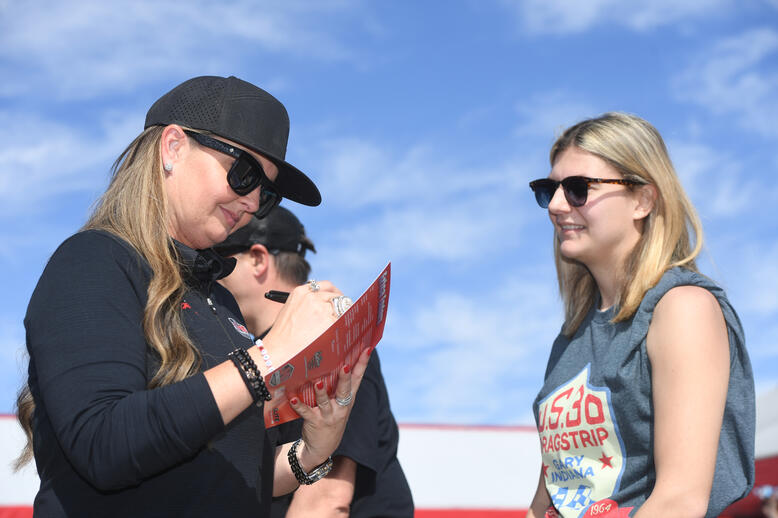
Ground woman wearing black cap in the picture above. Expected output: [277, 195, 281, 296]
[15, 76, 371, 517]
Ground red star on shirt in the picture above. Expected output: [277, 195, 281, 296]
[598, 451, 613, 469]
[542, 463, 550, 478]
[181, 302, 192, 310]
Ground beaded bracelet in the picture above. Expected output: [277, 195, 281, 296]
[255, 338, 273, 371]
[288, 438, 334, 485]
[228, 348, 272, 403]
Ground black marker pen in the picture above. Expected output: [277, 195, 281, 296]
[264, 290, 289, 303]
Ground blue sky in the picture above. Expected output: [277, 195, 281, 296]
[1, 0, 777, 425]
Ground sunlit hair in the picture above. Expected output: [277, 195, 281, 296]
[550, 112, 703, 336]
[16, 125, 201, 468]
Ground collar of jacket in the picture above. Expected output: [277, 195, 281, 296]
[173, 240, 237, 284]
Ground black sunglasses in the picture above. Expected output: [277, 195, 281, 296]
[529, 176, 642, 208]
[184, 130, 282, 219]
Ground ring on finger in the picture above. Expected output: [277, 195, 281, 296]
[331, 295, 353, 317]
[335, 393, 353, 407]
[330, 296, 343, 317]
[308, 280, 320, 292]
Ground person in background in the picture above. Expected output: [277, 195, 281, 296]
[15, 75, 371, 517]
[214, 206, 414, 518]
[526, 112, 754, 517]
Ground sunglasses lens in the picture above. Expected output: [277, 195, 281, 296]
[227, 156, 261, 195]
[255, 189, 281, 219]
[530, 179, 556, 208]
[563, 177, 588, 207]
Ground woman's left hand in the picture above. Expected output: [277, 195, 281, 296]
[288, 347, 372, 470]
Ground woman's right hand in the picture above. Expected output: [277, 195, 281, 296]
[261, 280, 342, 365]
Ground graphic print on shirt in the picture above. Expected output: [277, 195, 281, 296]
[537, 364, 628, 517]
[228, 317, 252, 340]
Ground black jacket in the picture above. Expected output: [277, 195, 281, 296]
[26, 229, 274, 517]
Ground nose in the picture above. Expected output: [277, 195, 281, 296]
[240, 187, 261, 213]
[547, 183, 570, 214]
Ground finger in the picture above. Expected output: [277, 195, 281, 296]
[314, 291, 344, 305]
[313, 379, 332, 414]
[333, 363, 353, 402]
[296, 279, 340, 295]
[341, 348, 372, 401]
[289, 395, 313, 420]
[313, 289, 343, 304]
[311, 280, 342, 297]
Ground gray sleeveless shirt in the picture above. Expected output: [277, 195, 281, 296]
[532, 267, 755, 517]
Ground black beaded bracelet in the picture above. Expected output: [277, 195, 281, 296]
[288, 438, 334, 485]
[228, 347, 272, 403]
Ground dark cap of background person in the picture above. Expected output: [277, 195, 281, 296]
[212, 206, 317, 258]
[144, 75, 321, 207]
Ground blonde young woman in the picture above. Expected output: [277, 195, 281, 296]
[526, 113, 754, 518]
[16, 76, 371, 517]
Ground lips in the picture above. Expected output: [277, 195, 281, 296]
[558, 223, 585, 231]
[220, 207, 239, 228]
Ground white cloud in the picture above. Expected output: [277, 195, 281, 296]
[0, 110, 140, 211]
[0, 0, 364, 99]
[514, 92, 597, 139]
[308, 137, 520, 210]
[317, 194, 526, 274]
[667, 139, 759, 218]
[732, 242, 778, 315]
[0, 318, 28, 413]
[674, 28, 778, 139]
[502, 0, 736, 35]
[383, 272, 562, 423]
[287, 132, 540, 290]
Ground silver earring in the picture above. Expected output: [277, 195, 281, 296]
[164, 162, 173, 172]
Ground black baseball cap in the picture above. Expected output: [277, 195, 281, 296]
[145, 75, 321, 206]
[212, 205, 316, 258]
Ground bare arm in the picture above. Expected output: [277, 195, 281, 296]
[634, 286, 730, 518]
[526, 465, 553, 518]
[284, 456, 358, 517]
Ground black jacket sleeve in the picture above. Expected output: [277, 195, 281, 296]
[25, 231, 224, 491]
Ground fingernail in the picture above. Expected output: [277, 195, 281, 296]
[290, 397, 299, 405]
[343, 364, 351, 374]
[316, 381, 324, 390]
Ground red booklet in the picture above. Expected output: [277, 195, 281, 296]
[263, 263, 391, 428]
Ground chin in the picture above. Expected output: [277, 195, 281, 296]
[558, 242, 587, 263]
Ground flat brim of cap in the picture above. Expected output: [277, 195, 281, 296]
[271, 160, 321, 207]
[212, 135, 321, 206]
[221, 136, 320, 207]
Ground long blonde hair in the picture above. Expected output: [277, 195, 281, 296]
[15, 126, 201, 468]
[551, 112, 704, 336]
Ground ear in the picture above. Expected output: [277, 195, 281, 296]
[159, 124, 189, 174]
[247, 244, 272, 278]
[633, 183, 657, 220]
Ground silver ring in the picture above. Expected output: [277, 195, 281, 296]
[335, 393, 353, 407]
[331, 295, 353, 317]
[308, 280, 320, 292]
[331, 296, 344, 316]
